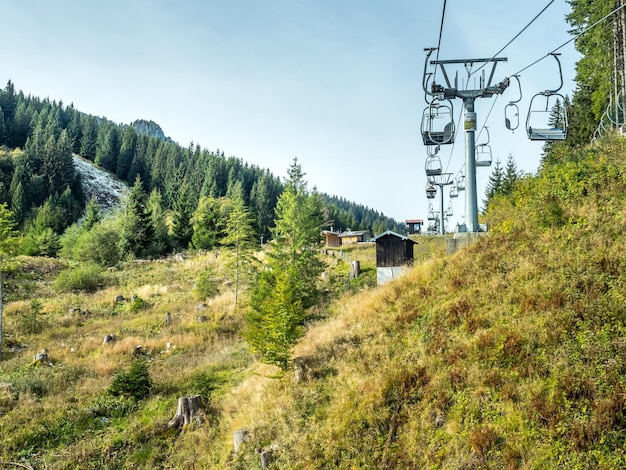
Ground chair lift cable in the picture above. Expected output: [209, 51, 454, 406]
[509, 2, 626, 78]
[470, 0, 556, 78]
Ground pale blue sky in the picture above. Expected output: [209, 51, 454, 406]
[1, 1, 579, 227]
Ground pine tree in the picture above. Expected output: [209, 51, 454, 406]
[170, 179, 194, 250]
[502, 153, 520, 195]
[245, 158, 324, 370]
[119, 176, 153, 259]
[146, 188, 170, 256]
[221, 184, 256, 306]
[80, 116, 98, 161]
[483, 159, 503, 211]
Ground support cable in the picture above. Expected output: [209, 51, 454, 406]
[471, 0, 556, 77]
[433, 0, 448, 84]
[510, 2, 626, 78]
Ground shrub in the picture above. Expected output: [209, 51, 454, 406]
[193, 268, 220, 300]
[108, 359, 152, 401]
[54, 263, 109, 293]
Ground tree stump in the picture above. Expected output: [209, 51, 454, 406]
[131, 345, 143, 357]
[292, 356, 310, 384]
[168, 395, 202, 429]
[233, 428, 250, 453]
[349, 260, 361, 279]
[258, 444, 278, 468]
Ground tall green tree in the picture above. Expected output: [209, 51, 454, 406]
[566, 0, 615, 142]
[119, 176, 153, 259]
[483, 158, 504, 211]
[191, 196, 232, 250]
[502, 153, 521, 194]
[245, 158, 324, 370]
[221, 184, 256, 306]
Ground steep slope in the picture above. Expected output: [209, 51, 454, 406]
[211, 137, 626, 469]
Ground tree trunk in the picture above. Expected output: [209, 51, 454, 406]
[349, 260, 361, 279]
[168, 395, 202, 429]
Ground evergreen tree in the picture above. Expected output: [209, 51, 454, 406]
[119, 176, 153, 258]
[245, 158, 324, 370]
[117, 126, 137, 181]
[191, 196, 232, 250]
[95, 120, 119, 172]
[502, 153, 521, 195]
[83, 196, 100, 231]
[146, 188, 170, 256]
[170, 179, 194, 250]
[80, 116, 98, 161]
[483, 158, 504, 211]
[221, 184, 256, 306]
[8, 100, 33, 150]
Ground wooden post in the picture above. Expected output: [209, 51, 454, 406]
[168, 395, 202, 429]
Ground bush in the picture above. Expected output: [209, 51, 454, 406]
[54, 263, 109, 293]
[108, 359, 152, 401]
[60, 220, 123, 267]
[193, 268, 220, 300]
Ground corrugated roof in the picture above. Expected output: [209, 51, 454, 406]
[370, 230, 416, 243]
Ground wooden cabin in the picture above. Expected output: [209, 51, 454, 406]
[405, 219, 424, 235]
[370, 230, 417, 285]
[322, 230, 341, 248]
[338, 229, 372, 245]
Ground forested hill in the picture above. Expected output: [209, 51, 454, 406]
[0, 81, 404, 248]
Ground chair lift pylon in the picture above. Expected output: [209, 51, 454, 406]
[505, 75, 522, 132]
[526, 53, 568, 141]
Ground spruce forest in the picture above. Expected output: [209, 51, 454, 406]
[0, 1, 626, 468]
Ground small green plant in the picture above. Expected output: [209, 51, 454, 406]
[88, 394, 137, 418]
[193, 267, 220, 300]
[16, 299, 47, 334]
[54, 263, 109, 293]
[108, 359, 152, 401]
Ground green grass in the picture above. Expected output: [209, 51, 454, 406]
[2, 137, 626, 468]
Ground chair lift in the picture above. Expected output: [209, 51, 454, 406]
[526, 53, 568, 141]
[421, 98, 455, 146]
[426, 183, 437, 199]
[450, 185, 459, 198]
[445, 202, 453, 218]
[427, 206, 437, 221]
[425, 155, 443, 176]
[456, 174, 466, 191]
[505, 75, 522, 132]
[475, 127, 492, 167]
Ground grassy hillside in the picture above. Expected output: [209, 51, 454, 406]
[1, 137, 625, 469]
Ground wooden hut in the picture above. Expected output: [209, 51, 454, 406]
[338, 229, 372, 245]
[322, 230, 341, 248]
[370, 230, 417, 285]
[405, 219, 424, 235]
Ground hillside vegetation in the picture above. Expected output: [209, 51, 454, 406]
[1, 137, 626, 468]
